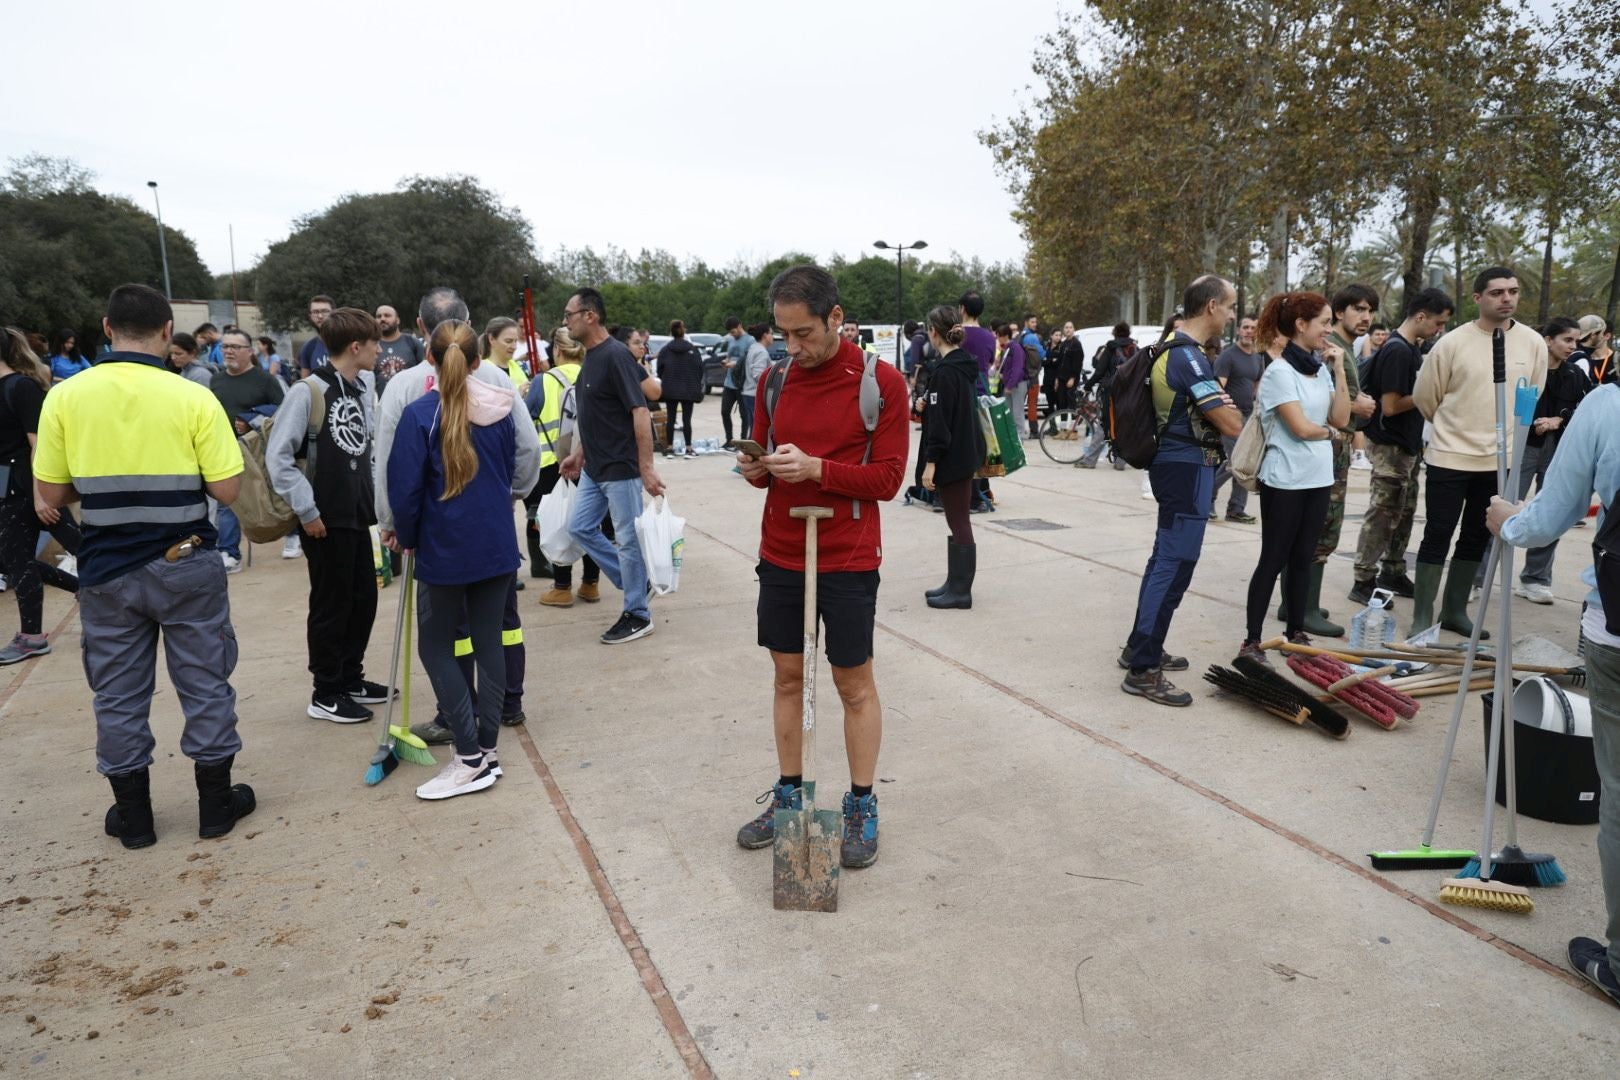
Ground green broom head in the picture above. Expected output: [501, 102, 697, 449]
[392, 740, 437, 767]
[1367, 845, 1477, 871]
[1457, 845, 1566, 887]
[364, 746, 400, 787]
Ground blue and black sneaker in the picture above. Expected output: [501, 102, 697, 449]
[736, 783, 802, 849]
[841, 790, 880, 869]
[1568, 937, 1620, 1006]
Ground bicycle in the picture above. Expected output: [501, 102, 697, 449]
[1038, 391, 1099, 465]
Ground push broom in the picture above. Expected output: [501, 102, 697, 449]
[365, 553, 436, 785]
[1440, 331, 1552, 913]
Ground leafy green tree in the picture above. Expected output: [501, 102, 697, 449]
[0, 155, 211, 347]
[252, 176, 540, 332]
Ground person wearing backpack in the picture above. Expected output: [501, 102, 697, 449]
[1118, 275, 1243, 707]
[1077, 323, 1136, 469]
[1486, 381, 1620, 1005]
[267, 307, 386, 725]
[209, 328, 285, 573]
[1235, 293, 1351, 666]
[528, 328, 599, 607]
[920, 305, 987, 610]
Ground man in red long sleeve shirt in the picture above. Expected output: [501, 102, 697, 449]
[733, 265, 909, 869]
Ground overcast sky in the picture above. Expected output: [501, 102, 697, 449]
[9, 0, 1071, 277]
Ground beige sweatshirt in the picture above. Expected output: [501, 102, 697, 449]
[1413, 320, 1547, 472]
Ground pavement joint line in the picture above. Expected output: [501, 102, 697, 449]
[683, 520, 1604, 1006]
[0, 601, 81, 718]
[513, 722, 715, 1079]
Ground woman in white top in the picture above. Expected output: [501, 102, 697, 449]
[1239, 292, 1351, 663]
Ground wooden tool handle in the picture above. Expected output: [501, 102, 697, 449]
[1326, 665, 1397, 695]
[793, 507, 826, 810]
[1259, 635, 1573, 675]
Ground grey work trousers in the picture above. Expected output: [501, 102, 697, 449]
[80, 551, 241, 776]
[1587, 637, 1620, 981]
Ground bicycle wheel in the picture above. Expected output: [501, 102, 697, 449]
[1039, 410, 1085, 464]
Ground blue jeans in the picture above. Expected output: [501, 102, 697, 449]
[216, 505, 241, 560]
[568, 473, 649, 619]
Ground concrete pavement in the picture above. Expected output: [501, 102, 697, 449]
[3, 406, 1618, 1078]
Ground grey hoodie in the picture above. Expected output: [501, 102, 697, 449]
[372, 359, 540, 531]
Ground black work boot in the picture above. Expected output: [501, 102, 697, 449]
[104, 769, 157, 850]
[927, 542, 975, 609]
[925, 539, 955, 601]
[195, 756, 256, 839]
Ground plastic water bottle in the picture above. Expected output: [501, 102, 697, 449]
[1349, 587, 1396, 650]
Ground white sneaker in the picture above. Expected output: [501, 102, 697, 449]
[1515, 582, 1555, 605]
[56, 555, 77, 578]
[1140, 475, 1154, 500]
[482, 748, 502, 778]
[1350, 451, 1372, 471]
[282, 534, 302, 559]
[0, 574, 8, 592]
[415, 757, 496, 801]
[221, 553, 242, 574]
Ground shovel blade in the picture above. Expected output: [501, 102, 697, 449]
[772, 808, 841, 912]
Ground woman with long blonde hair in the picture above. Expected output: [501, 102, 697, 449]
[387, 319, 523, 801]
[0, 327, 81, 663]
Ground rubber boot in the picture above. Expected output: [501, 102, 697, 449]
[1299, 563, 1344, 637]
[927, 542, 975, 610]
[1409, 562, 1442, 637]
[104, 769, 157, 850]
[196, 756, 257, 839]
[925, 540, 955, 601]
[1439, 559, 1489, 640]
[1279, 566, 1335, 623]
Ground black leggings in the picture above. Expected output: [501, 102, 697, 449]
[417, 573, 509, 758]
[666, 400, 694, 448]
[939, 478, 973, 544]
[0, 498, 80, 635]
[720, 387, 750, 442]
[1246, 483, 1330, 642]
[1418, 465, 1495, 565]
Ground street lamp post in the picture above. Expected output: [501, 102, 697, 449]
[146, 181, 172, 299]
[872, 239, 927, 365]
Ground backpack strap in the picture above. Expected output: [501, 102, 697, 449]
[761, 354, 885, 518]
[300, 374, 326, 472]
[761, 357, 793, 453]
[536, 368, 572, 454]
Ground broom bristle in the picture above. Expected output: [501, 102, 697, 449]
[392, 741, 437, 767]
[1368, 847, 1476, 871]
[1439, 877, 1534, 913]
[1232, 656, 1352, 739]
[364, 752, 399, 787]
[1486, 846, 1567, 888]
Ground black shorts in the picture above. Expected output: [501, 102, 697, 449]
[756, 559, 879, 669]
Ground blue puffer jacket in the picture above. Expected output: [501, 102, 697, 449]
[387, 386, 520, 586]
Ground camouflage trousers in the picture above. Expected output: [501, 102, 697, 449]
[1312, 431, 1353, 564]
[1352, 442, 1421, 580]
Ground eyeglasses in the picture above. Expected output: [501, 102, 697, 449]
[561, 308, 585, 320]
[222, 344, 253, 351]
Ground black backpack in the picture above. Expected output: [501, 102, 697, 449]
[1106, 337, 1186, 470]
[1595, 494, 1620, 636]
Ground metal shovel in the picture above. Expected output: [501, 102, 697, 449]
[773, 506, 841, 913]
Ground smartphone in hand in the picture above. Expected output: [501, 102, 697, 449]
[734, 439, 767, 460]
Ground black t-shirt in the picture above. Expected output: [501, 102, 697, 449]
[577, 337, 648, 482]
[1365, 331, 1424, 454]
[0, 373, 45, 499]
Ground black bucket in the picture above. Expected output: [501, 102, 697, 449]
[1480, 681, 1601, 826]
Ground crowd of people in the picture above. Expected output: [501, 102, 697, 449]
[4, 258, 1620, 1002]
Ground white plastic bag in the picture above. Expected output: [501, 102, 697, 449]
[634, 495, 686, 596]
[537, 479, 582, 565]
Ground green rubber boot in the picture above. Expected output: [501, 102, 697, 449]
[1299, 563, 1344, 637]
[1409, 562, 1442, 638]
[1439, 559, 1489, 640]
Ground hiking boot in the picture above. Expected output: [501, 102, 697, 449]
[1348, 577, 1378, 606]
[601, 613, 654, 644]
[1075, 461, 1096, 469]
[576, 582, 601, 603]
[1236, 640, 1270, 667]
[1376, 569, 1416, 597]
[539, 587, 574, 607]
[501, 709, 525, 728]
[307, 693, 372, 724]
[736, 783, 803, 849]
[0, 632, 51, 665]
[1225, 511, 1257, 524]
[415, 755, 496, 801]
[411, 719, 454, 745]
[1515, 582, 1555, 605]
[346, 680, 396, 705]
[1117, 647, 1188, 672]
[195, 755, 256, 839]
[841, 791, 880, 869]
[1120, 668, 1193, 707]
[104, 769, 157, 850]
[1568, 937, 1620, 1006]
